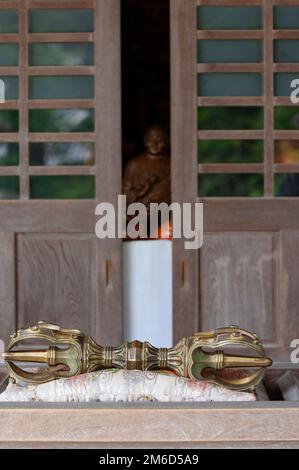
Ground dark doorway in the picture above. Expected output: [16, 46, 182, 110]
[121, 0, 170, 169]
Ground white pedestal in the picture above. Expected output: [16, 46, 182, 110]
[123, 240, 173, 348]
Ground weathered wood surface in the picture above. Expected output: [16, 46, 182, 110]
[0, 403, 298, 448]
[171, 0, 199, 342]
[0, 0, 122, 346]
[17, 234, 97, 336]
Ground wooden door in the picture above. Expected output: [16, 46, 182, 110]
[0, 0, 122, 346]
[171, 0, 299, 368]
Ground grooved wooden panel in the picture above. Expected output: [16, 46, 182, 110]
[279, 230, 299, 358]
[200, 232, 278, 348]
[0, 233, 16, 343]
[17, 234, 96, 335]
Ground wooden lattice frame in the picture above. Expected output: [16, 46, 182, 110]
[197, 0, 299, 197]
[0, 0, 111, 200]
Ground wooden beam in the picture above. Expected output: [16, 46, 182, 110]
[274, 64, 299, 73]
[28, 1, 95, 8]
[28, 33, 94, 43]
[198, 0, 262, 5]
[0, 167, 19, 176]
[19, 0, 29, 200]
[0, 1, 20, 9]
[28, 133, 95, 142]
[198, 96, 263, 106]
[197, 30, 263, 40]
[28, 99, 95, 109]
[274, 30, 299, 39]
[0, 403, 299, 448]
[0, 101, 19, 109]
[0, 134, 19, 142]
[29, 166, 95, 176]
[264, 0, 274, 197]
[198, 130, 264, 139]
[28, 66, 95, 76]
[198, 164, 263, 174]
[274, 131, 299, 140]
[272, 0, 299, 5]
[94, 0, 122, 345]
[198, 63, 263, 73]
[171, 0, 199, 342]
[0, 67, 19, 76]
[275, 164, 299, 174]
[0, 34, 19, 43]
[274, 97, 299, 106]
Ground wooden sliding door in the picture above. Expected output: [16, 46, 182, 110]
[171, 0, 299, 367]
[0, 0, 122, 345]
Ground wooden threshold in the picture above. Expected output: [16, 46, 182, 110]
[0, 402, 298, 448]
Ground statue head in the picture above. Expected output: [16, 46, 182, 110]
[143, 125, 168, 157]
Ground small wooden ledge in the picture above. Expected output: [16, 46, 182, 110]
[0, 402, 299, 449]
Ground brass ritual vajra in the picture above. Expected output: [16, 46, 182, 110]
[1, 322, 272, 391]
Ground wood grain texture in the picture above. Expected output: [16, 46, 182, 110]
[198, 130, 264, 140]
[200, 232, 278, 350]
[94, 0, 122, 345]
[198, 0, 262, 4]
[17, 234, 96, 335]
[274, 30, 299, 40]
[171, 0, 199, 342]
[29, 99, 95, 109]
[0, 403, 299, 448]
[199, 199, 299, 231]
[28, 66, 95, 76]
[197, 30, 263, 40]
[0, 201, 96, 232]
[29, 166, 95, 176]
[264, 0, 274, 197]
[279, 231, 299, 363]
[198, 163, 263, 174]
[198, 63, 264, 73]
[28, 0, 95, 8]
[19, 0, 29, 200]
[28, 33, 94, 43]
[28, 133, 96, 142]
[0, 34, 19, 42]
[199, 199, 299, 364]
[198, 97, 263, 106]
[0, 233, 16, 344]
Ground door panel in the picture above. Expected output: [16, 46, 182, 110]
[17, 233, 96, 335]
[201, 202, 299, 365]
[201, 232, 277, 343]
[171, 1, 299, 367]
[0, 0, 122, 346]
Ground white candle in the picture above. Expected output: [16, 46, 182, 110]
[123, 240, 173, 348]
